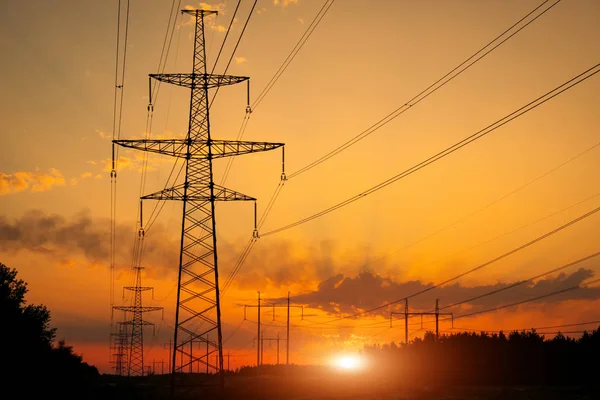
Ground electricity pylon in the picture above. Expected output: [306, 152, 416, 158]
[113, 7, 284, 387]
[113, 266, 163, 376]
[244, 291, 303, 365]
[110, 321, 129, 376]
[390, 299, 454, 343]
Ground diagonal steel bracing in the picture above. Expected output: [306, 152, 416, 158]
[113, 8, 284, 389]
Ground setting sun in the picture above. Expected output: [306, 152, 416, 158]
[331, 354, 365, 371]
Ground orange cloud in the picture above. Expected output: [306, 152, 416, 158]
[97, 152, 167, 174]
[0, 168, 65, 195]
[274, 0, 298, 7]
[181, 3, 226, 31]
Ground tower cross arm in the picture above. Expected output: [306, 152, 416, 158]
[142, 183, 256, 202]
[113, 306, 163, 313]
[149, 73, 249, 89]
[123, 286, 154, 292]
[112, 138, 283, 159]
[121, 319, 159, 326]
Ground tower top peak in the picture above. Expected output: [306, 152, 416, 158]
[181, 9, 218, 16]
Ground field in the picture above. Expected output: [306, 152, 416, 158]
[94, 368, 600, 400]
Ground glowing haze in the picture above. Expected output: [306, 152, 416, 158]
[1, 0, 600, 373]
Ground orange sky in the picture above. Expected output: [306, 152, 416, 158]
[1, 0, 600, 374]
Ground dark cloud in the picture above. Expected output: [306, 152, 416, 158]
[227, 238, 343, 290]
[288, 267, 600, 317]
[0, 209, 180, 273]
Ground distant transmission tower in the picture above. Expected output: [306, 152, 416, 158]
[110, 321, 129, 376]
[113, 266, 163, 376]
[113, 7, 284, 386]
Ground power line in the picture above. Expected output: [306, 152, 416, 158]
[368, 139, 600, 266]
[251, 0, 336, 111]
[221, 237, 257, 296]
[452, 320, 600, 333]
[209, 0, 242, 76]
[287, 0, 561, 179]
[209, 0, 258, 109]
[220, 0, 335, 184]
[220, 0, 565, 298]
[261, 63, 600, 237]
[152, 0, 182, 103]
[439, 250, 600, 311]
[410, 190, 600, 276]
[452, 276, 600, 321]
[300, 203, 600, 326]
[213, 1, 339, 300]
[220, 115, 250, 185]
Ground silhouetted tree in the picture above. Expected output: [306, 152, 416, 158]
[363, 327, 600, 386]
[0, 262, 98, 398]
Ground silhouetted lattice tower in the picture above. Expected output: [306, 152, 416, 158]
[113, 7, 284, 383]
[113, 266, 163, 376]
[110, 321, 129, 376]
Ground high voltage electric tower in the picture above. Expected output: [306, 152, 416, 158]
[113, 8, 284, 387]
[109, 321, 129, 376]
[244, 291, 304, 366]
[390, 299, 453, 343]
[112, 266, 163, 376]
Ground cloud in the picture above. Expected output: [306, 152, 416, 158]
[0, 168, 65, 195]
[274, 0, 298, 7]
[0, 209, 180, 273]
[287, 268, 600, 318]
[234, 56, 247, 64]
[96, 130, 111, 140]
[96, 153, 166, 174]
[81, 172, 93, 179]
[180, 2, 226, 28]
[298, 17, 304, 24]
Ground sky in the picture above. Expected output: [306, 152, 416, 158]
[1, 0, 600, 374]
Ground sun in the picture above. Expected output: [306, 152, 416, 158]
[331, 354, 364, 371]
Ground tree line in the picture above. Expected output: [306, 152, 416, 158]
[363, 328, 600, 386]
[1, 262, 98, 398]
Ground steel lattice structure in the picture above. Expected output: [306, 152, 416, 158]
[113, 266, 163, 376]
[113, 8, 284, 384]
[110, 321, 129, 376]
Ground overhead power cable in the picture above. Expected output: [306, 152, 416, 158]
[301, 203, 600, 325]
[152, 0, 182, 103]
[445, 320, 600, 334]
[251, 0, 336, 111]
[369, 139, 600, 266]
[110, 0, 131, 328]
[219, 0, 336, 184]
[209, 0, 242, 76]
[209, 0, 258, 109]
[212, 0, 567, 307]
[412, 190, 600, 276]
[287, 0, 562, 179]
[261, 63, 600, 237]
[438, 251, 600, 312]
[451, 276, 600, 321]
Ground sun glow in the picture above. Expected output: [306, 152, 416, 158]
[331, 354, 364, 371]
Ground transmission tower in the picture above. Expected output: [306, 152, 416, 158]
[244, 291, 303, 365]
[110, 321, 129, 376]
[390, 299, 454, 343]
[113, 266, 163, 376]
[113, 7, 284, 387]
